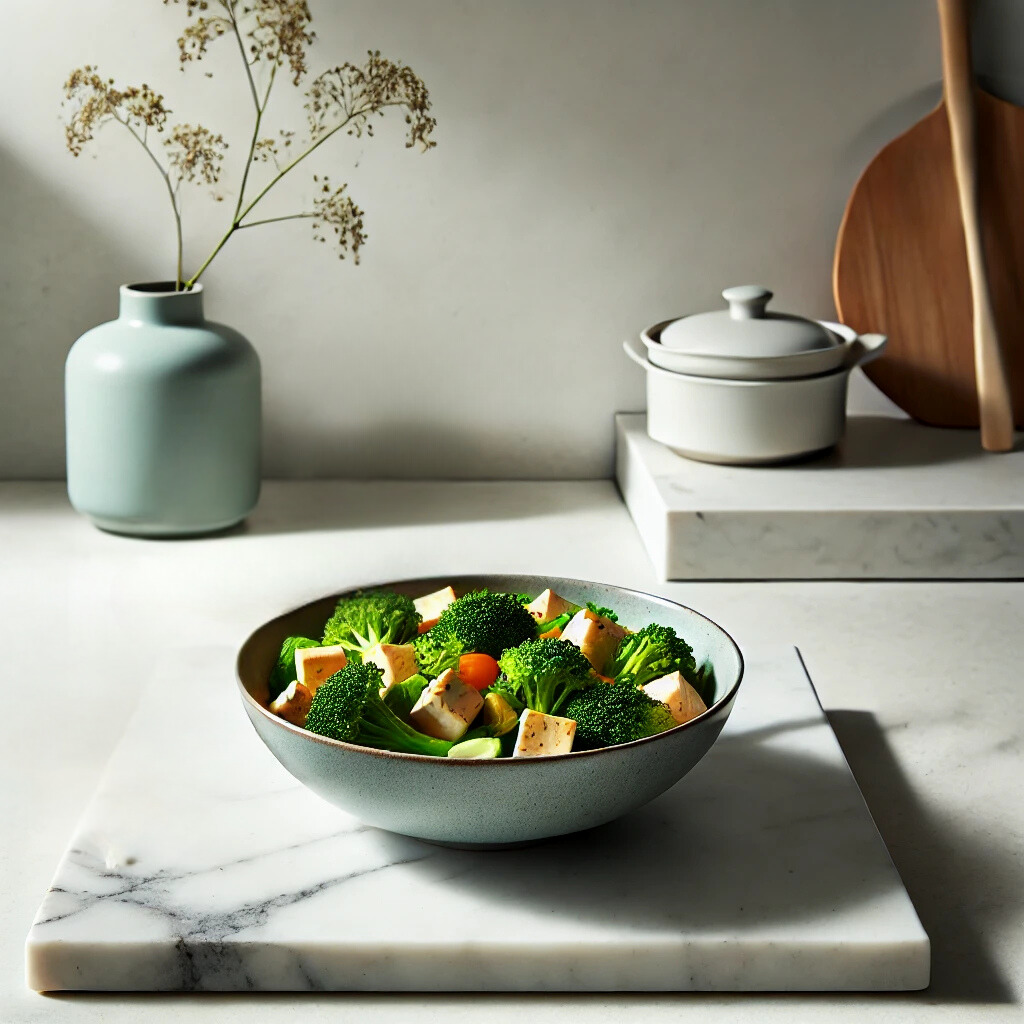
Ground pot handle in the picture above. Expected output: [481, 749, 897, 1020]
[623, 334, 649, 369]
[843, 332, 887, 370]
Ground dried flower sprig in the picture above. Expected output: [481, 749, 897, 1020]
[64, 1, 435, 289]
[310, 175, 366, 262]
[306, 52, 437, 150]
[165, 124, 228, 186]
[63, 67, 228, 285]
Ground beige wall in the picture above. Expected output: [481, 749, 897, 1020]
[1, 0, 1020, 478]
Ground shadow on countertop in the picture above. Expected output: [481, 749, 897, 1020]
[807, 415, 1023, 470]
[229, 477, 618, 537]
[826, 710, 1017, 1005]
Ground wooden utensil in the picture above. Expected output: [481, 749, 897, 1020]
[833, 0, 1023, 445]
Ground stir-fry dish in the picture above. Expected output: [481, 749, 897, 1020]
[265, 587, 716, 759]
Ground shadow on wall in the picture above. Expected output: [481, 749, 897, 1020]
[0, 146, 145, 480]
[260, 415, 611, 482]
[839, 84, 942, 174]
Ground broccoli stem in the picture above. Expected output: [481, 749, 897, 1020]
[358, 698, 453, 757]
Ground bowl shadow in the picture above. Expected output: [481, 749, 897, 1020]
[373, 716, 911, 935]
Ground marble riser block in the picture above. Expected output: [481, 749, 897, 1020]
[26, 644, 929, 992]
[616, 413, 1024, 580]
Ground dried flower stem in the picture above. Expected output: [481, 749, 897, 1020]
[65, 2, 434, 287]
[186, 97, 392, 287]
[113, 115, 185, 289]
[225, 2, 261, 112]
[237, 212, 316, 228]
[233, 62, 277, 225]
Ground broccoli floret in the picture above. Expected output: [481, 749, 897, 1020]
[495, 638, 593, 716]
[305, 662, 452, 756]
[604, 623, 696, 687]
[322, 590, 420, 657]
[564, 682, 678, 749]
[420, 590, 538, 662]
[412, 629, 461, 679]
[268, 636, 319, 699]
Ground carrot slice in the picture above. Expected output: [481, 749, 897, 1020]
[457, 653, 501, 690]
[539, 627, 563, 640]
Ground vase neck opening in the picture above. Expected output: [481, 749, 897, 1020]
[119, 282, 205, 326]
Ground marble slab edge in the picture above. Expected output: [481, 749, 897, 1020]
[615, 414, 1024, 580]
[26, 936, 928, 993]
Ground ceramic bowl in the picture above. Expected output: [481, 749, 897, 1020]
[236, 574, 744, 848]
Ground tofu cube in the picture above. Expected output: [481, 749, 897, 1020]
[642, 671, 708, 725]
[560, 609, 628, 673]
[294, 644, 348, 693]
[513, 708, 576, 757]
[269, 680, 313, 726]
[409, 669, 483, 742]
[525, 588, 576, 623]
[363, 642, 419, 692]
[414, 586, 457, 632]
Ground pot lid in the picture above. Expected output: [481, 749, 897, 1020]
[660, 286, 839, 359]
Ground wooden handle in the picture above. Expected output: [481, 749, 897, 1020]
[938, 0, 1014, 450]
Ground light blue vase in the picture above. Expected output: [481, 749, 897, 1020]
[66, 282, 261, 537]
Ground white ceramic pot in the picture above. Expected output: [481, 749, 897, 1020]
[623, 326, 887, 465]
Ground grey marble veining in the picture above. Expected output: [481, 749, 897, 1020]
[25, 644, 929, 992]
[616, 413, 1024, 580]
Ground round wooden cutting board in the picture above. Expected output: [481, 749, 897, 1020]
[833, 86, 1024, 428]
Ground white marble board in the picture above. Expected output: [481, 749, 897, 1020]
[26, 643, 929, 992]
[616, 412, 1024, 580]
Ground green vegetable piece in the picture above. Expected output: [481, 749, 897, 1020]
[537, 600, 615, 635]
[481, 692, 519, 735]
[536, 611, 573, 634]
[322, 590, 420, 657]
[447, 737, 502, 759]
[585, 601, 618, 622]
[382, 673, 429, 719]
[460, 691, 520, 743]
[690, 660, 717, 706]
[604, 623, 696, 688]
[268, 636, 319, 700]
[305, 662, 452, 756]
[564, 682, 678, 749]
[495, 637, 593, 716]
[414, 590, 537, 671]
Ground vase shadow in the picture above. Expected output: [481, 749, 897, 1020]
[234, 476, 618, 536]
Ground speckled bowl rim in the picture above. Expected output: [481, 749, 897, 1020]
[236, 574, 744, 766]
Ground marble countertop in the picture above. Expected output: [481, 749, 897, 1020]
[3, 481, 1022, 1022]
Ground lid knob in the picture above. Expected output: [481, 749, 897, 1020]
[722, 285, 773, 321]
